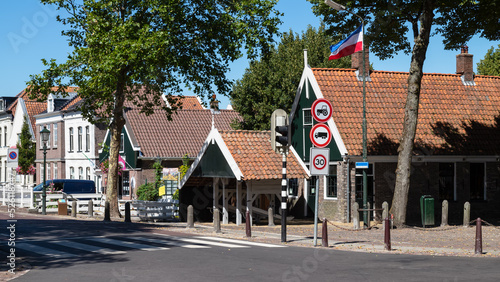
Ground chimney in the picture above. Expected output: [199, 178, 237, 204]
[456, 45, 474, 84]
[351, 48, 370, 81]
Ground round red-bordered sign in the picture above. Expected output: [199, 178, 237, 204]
[310, 123, 332, 148]
[312, 154, 327, 171]
[8, 151, 17, 161]
[311, 98, 333, 123]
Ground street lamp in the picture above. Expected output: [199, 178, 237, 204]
[325, 0, 369, 228]
[40, 126, 50, 215]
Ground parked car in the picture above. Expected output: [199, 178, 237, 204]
[33, 179, 96, 194]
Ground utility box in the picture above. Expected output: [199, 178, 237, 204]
[58, 199, 68, 215]
[420, 195, 435, 227]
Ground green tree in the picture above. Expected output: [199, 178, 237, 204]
[231, 24, 351, 130]
[477, 44, 500, 76]
[309, 0, 500, 226]
[17, 116, 36, 176]
[27, 0, 282, 217]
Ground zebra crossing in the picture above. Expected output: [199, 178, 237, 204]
[14, 234, 285, 258]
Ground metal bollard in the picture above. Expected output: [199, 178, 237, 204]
[322, 218, 328, 247]
[213, 208, 221, 233]
[475, 218, 483, 255]
[125, 202, 131, 223]
[187, 205, 194, 228]
[384, 218, 391, 251]
[268, 207, 275, 226]
[246, 210, 251, 237]
[88, 199, 93, 218]
[104, 201, 111, 221]
[71, 201, 77, 217]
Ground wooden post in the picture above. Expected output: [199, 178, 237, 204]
[88, 199, 93, 217]
[475, 218, 483, 255]
[187, 205, 194, 228]
[104, 201, 110, 221]
[268, 207, 275, 226]
[384, 217, 391, 251]
[246, 210, 251, 237]
[71, 200, 77, 217]
[353, 202, 360, 230]
[125, 202, 131, 223]
[213, 208, 221, 233]
[463, 201, 470, 227]
[382, 201, 388, 230]
[321, 218, 328, 247]
[441, 200, 448, 227]
[365, 202, 371, 229]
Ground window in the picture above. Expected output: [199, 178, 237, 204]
[0, 127, 2, 147]
[288, 178, 299, 197]
[54, 164, 58, 179]
[326, 165, 337, 198]
[78, 127, 82, 151]
[85, 126, 90, 152]
[40, 165, 45, 183]
[47, 164, 51, 180]
[470, 163, 485, 201]
[303, 109, 312, 125]
[439, 163, 455, 201]
[70, 167, 75, 179]
[86, 167, 91, 180]
[120, 133, 124, 152]
[53, 124, 58, 147]
[4, 127, 7, 147]
[123, 172, 130, 196]
[78, 167, 83, 179]
[164, 180, 178, 196]
[69, 127, 74, 152]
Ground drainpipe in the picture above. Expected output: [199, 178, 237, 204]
[345, 155, 350, 222]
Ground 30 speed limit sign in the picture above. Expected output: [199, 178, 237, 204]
[310, 147, 330, 176]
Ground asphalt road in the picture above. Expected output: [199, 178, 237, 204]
[2, 213, 500, 282]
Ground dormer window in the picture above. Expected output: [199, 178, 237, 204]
[47, 94, 55, 113]
[0, 100, 4, 111]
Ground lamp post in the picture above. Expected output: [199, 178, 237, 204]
[40, 126, 50, 215]
[325, 0, 369, 227]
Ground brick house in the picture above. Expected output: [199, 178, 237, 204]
[290, 47, 500, 224]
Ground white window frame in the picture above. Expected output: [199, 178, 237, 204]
[53, 123, 58, 147]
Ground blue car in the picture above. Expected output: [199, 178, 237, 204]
[33, 179, 96, 194]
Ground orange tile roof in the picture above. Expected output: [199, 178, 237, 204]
[312, 68, 500, 156]
[219, 130, 308, 180]
[126, 108, 240, 158]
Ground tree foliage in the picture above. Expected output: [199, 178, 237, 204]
[27, 0, 282, 217]
[308, 0, 500, 226]
[477, 44, 500, 76]
[17, 116, 36, 175]
[231, 24, 351, 130]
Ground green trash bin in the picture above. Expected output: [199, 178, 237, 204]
[420, 195, 435, 227]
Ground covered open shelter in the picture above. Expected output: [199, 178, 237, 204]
[179, 128, 310, 225]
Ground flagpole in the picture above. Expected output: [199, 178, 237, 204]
[325, 0, 368, 227]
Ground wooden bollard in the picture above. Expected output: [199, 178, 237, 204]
[382, 201, 389, 230]
[441, 200, 448, 227]
[475, 218, 483, 255]
[463, 202, 470, 227]
[214, 208, 221, 233]
[268, 207, 275, 226]
[71, 201, 77, 217]
[322, 218, 328, 247]
[353, 202, 360, 230]
[125, 202, 131, 223]
[187, 205, 194, 228]
[104, 201, 110, 221]
[88, 199, 93, 217]
[246, 210, 251, 237]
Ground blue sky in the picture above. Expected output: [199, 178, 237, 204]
[1, 1, 499, 109]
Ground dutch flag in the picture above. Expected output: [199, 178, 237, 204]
[329, 25, 363, 60]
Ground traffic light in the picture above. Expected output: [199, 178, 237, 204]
[271, 109, 289, 153]
[275, 126, 289, 146]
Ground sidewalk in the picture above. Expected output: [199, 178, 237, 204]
[168, 219, 500, 258]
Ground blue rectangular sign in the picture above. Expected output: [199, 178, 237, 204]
[355, 162, 369, 169]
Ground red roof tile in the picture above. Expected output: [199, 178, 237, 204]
[126, 108, 241, 158]
[220, 130, 308, 180]
[312, 68, 500, 155]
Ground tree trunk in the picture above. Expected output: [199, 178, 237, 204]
[105, 81, 127, 218]
[390, 1, 435, 227]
